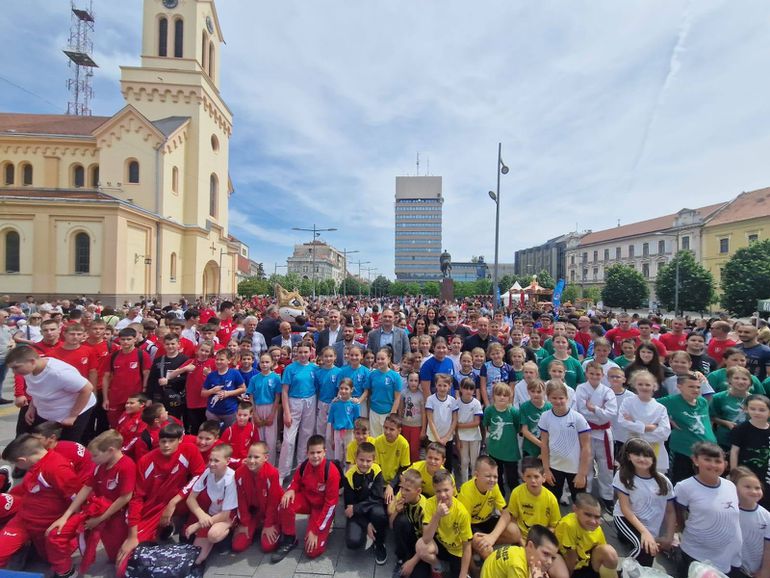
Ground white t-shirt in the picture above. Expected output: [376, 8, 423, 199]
[617, 396, 672, 472]
[612, 471, 674, 536]
[740, 505, 770, 575]
[580, 358, 619, 386]
[674, 477, 742, 573]
[537, 409, 590, 474]
[425, 393, 459, 442]
[192, 467, 238, 515]
[456, 397, 483, 441]
[25, 357, 96, 422]
[514, 380, 576, 409]
[574, 382, 617, 439]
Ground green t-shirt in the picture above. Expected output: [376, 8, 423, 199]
[659, 394, 716, 456]
[709, 391, 749, 449]
[531, 347, 549, 363]
[543, 338, 580, 359]
[613, 356, 635, 370]
[483, 405, 520, 462]
[707, 368, 763, 394]
[519, 400, 552, 457]
[538, 355, 586, 388]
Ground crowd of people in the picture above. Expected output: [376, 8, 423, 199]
[1, 293, 770, 578]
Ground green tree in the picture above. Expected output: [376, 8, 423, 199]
[473, 278, 492, 296]
[536, 269, 555, 289]
[655, 251, 716, 314]
[388, 281, 408, 297]
[404, 282, 422, 296]
[498, 274, 516, 293]
[254, 262, 266, 280]
[561, 284, 580, 304]
[584, 286, 602, 304]
[422, 282, 440, 298]
[372, 275, 391, 298]
[721, 239, 770, 316]
[601, 264, 649, 310]
[317, 278, 337, 296]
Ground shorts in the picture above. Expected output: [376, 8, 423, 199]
[435, 540, 461, 578]
[471, 515, 499, 535]
[572, 565, 600, 578]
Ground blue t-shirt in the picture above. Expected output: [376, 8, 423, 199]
[419, 356, 456, 394]
[456, 370, 480, 396]
[480, 361, 513, 399]
[239, 367, 259, 387]
[203, 368, 245, 415]
[282, 362, 318, 399]
[327, 399, 360, 430]
[315, 366, 342, 404]
[247, 371, 282, 405]
[339, 364, 371, 398]
[367, 368, 403, 415]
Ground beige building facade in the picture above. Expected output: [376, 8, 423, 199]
[287, 241, 346, 285]
[0, 0, 241, 306]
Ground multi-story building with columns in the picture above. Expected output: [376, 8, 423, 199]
[0, 0, 242, 305]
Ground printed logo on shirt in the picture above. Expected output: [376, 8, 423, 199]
[3, 496, 13, 510]
[106, 475, 119, 491]
[76, 444, 86, 457]
[317, 483, 326, 492]
[723, 501, 736, 510]
[171, 465, 180, 475]
[130, 362, 138, 370]
[29, 484, 40, 494]
[80, 357, 88, 365]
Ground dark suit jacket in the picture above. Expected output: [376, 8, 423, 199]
[271, 334, 303, 348]
[316, 327, 343, 351]
[333, 339, 363, 367]
[366, 327, 410, 364]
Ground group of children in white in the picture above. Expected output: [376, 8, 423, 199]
[2, 317, 770, 578]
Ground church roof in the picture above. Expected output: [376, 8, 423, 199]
[0, 113, 111, 137]
[152, 116, 190, 137]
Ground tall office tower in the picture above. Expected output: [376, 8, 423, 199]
[394, 176, 443, 281]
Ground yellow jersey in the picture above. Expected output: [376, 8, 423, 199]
[388, 490, 427, 538]
[346, 435, 375, 464]
[457, 478, 506, 525]
[555, 513, 606, 570]
[374, 434, 411, 483]
[423, 497, 473, 558]
[506, 483, 561, 540]
[411, 460, 453, 497]
[480, 545, 529, 578]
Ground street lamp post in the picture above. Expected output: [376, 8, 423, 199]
[350, 259, 370, 298]
[488, 142, 509, 309]
[274, 263, 287, 275]
[363, 266, 377, 297]
[292, 224, 337, 299]
[341, 249, 359, 296]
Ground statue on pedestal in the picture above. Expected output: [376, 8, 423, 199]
[440, 250, 452, 279]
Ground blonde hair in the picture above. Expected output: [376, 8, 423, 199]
[545, 380, 568, 399]
[492, 382, 512, 399]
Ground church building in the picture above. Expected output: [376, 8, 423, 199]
[0, 0, 241, 305]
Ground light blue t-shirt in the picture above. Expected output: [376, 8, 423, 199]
[367, 368, 403, 415]
[339, 364, 371, 398]
[282, 362, 318, 399]
[315, 366, 341, 404]
[247, 371, 282, 405]
[327, 399, 360, 430]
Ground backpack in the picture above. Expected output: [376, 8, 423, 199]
[298, 458, 344, 481]
[110, 348, 145, 374]
[125, 543, 203, 578]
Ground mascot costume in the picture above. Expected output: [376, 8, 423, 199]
[275, 284, 306, 322]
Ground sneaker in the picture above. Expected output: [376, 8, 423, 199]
[0, 465, 12, 493]
[0, 398, 13, 405]
[601, 498, 613, 513]
[53, 565, 76, 578]
[431, 565, 444, 578]
[270, 536, 297, 564]
[392, 561, 404, 578]
[374, 542, 388, 566]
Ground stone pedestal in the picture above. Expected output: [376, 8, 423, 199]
[440, 278, 454, 302]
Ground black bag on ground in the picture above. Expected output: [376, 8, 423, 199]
[125, 543, 203, 578]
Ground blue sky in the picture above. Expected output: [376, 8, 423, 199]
[3, 1, 770, 280]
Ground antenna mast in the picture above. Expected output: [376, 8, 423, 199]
[64, 0, 98, 116]
[416, 152, 420, 176]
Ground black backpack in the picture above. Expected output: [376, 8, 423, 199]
[126, 543, 203, 578]
[110, 348, 145, 374]
[298, 458, 344, 481]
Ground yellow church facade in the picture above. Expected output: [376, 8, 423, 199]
[0, 0, 241, 305]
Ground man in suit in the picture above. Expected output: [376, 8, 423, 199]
[367, 308, 410, 364]
[333, 324, 363, 367]
[316, 309, 343, 350]
[270, 321, 303, 348]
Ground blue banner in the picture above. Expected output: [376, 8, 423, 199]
[553, 279, 565, 313]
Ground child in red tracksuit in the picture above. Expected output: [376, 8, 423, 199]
[271, 434, 340, 562]
[103, 327, 151, 428]
[220, 401, 259, 468]
[123, 402, 183, 461]
[116, 423, 205, 572]
[0, 434, 80, 577]
[233, 441, 283, 553]
[46, 430, 136, 569]
[195, 419, 223, 463]
[116, 393, 150, 447]
[32, 420, 95, 485]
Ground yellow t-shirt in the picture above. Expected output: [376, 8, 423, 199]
[506, 484, 561, 540]
[457, 478, 506, 525]
[374, 434, 411, 483]
[411, 460, 453, 497]
[555, 513, 606, 570]
[423, 497, 473, 558]
[388, 490, 427, 538]
[480, 545, 529, 578]
[346, 436, 375, 464]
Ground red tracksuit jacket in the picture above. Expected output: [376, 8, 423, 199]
[287, 459, 340, 535]
[235, 461, 282, 529]
[17, 451, 80, 530]
[127, 444, 205, 528]
[53, 441, 95, 485]
[221, 422, 259, 464]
